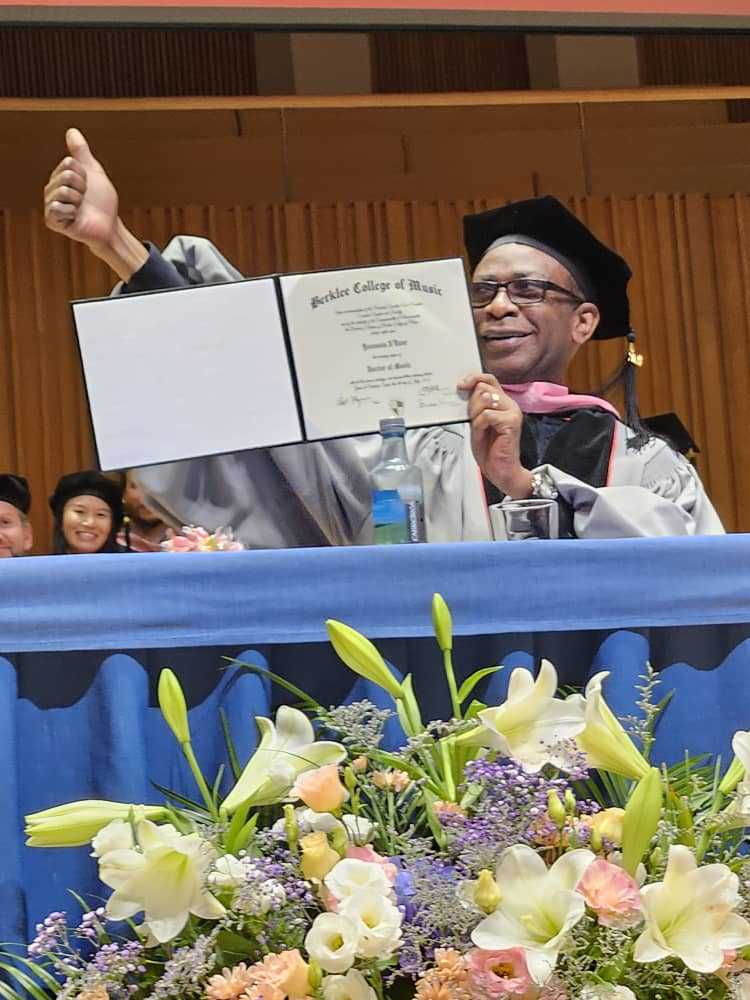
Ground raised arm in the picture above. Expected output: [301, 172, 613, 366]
[43, 128, 148, 282]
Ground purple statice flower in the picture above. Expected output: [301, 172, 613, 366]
[442, 758, 592, 875]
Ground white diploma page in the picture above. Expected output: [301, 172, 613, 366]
[73, 279, 302, 470]
[279, 258, 482, 439]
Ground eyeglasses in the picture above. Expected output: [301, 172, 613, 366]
[469, 278, 584, 309]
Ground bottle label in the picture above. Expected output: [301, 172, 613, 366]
[372, 489, 425, 544]
[371, 489, 408, 544]
[404, 499, 425, 543]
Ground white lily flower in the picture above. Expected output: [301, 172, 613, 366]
[322, 969, 377, 1000]
[101, 820, 225, 943]
[572, 672, 649, 780]
[222, 705, 346, 813]
[633, 844, 750, 973]
[471, 843, 595, 983]
[476, 660, 585, 772]
[338, 891, 402, 958]
[325, 857, 393, 902]
[727, 731, 750, 819]
[90, 818, 135, 858]
[305, 912, 360, 973]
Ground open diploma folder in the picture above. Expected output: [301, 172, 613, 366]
[72, 258, 482, 471]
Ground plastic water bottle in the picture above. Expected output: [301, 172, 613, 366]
[370, 417, 426, 544]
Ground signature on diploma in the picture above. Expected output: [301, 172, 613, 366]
[335, 395, 379, 408]
[417, 383, 455, 408]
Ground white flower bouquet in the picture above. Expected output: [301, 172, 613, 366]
[6, 594, 750, 1000]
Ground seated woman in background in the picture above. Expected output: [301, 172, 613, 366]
[49, 471, 124, 554]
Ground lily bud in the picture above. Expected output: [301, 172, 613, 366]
[622, 767, 663, 876]
[431, 593, 453, 653]
[547, 790, 567, 829]
[284, 804, 300, 850]
[474, 869, 502, 914]
[157, 668, 190, 745]
[326, 620, 403, 699]
[564, 789, 577, 813]
[25, 799, 167, 848]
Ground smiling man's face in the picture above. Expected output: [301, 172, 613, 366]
[471, 242, 599, 385]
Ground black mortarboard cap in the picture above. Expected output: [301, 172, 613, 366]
[0, 474, 31, 514]
[642, 412, 699, 461]
[463, 195, 632, 341]
[49, 470, 123, 523]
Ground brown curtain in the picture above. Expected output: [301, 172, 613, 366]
[1, 193, 745, 551]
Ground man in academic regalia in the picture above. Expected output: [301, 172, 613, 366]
[41, 129, 723, 543]
[0, 474, 33, 558]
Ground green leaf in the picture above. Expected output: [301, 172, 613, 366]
[224, 656, 322, 712]
[457, 666, 503, 705]
[220, 707, 243, 780]
[216, 928, 257, 965]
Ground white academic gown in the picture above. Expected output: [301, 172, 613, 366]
[119, 236, 724, 547]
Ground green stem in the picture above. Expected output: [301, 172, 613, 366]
[181, 741, 219, 820]
[443, 649, 461, 719]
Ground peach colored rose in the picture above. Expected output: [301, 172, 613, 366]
[292, 765, 349, 813]
[371, 769, 411, 791]
[345, 844, 398, 886]
[299, 831, 341, 881]
[577, 858, 641, 927]
[350, 756, 368, 772]
[467, 948, 538, 999]
[250, 950, 311, 998]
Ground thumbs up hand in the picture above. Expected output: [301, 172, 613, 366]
[43, 128, 147, 280]
[43, 128, 119, 249]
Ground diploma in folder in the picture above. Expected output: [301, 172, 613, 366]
[72, 257, 482, 471]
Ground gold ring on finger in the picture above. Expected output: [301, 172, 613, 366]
[490, 392, 501, 408]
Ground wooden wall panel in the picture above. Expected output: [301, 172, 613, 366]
[369, 30, 530, 94]
[2, 192, 748, 551]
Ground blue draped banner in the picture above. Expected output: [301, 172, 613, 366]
[2, 536, 750, 946]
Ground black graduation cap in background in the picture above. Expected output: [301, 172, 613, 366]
[48, 469, 123, 523]
[463, 195, 632, 342]
[642, 412, 700, 463]
[0, 473, 31, 514]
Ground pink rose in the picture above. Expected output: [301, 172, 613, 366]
[345, 844, 398, 885]
[577, 858, 641, 927]
[163, 535, 195, 552]
[292, 765, 349, 813]
[467, 948, 538, 1000]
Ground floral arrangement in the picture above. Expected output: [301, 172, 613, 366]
[8, 594, 750, 1000]
[161, 525, 245, 552]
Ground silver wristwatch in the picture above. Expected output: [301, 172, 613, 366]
[530, 469, 559, 501]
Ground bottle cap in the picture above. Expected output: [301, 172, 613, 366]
[379, 417, 406, 434]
